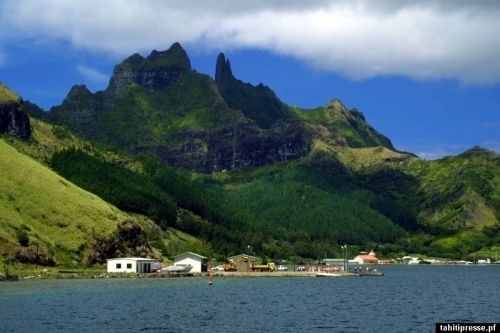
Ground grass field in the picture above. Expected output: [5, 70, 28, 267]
[0, 139, 149, 266]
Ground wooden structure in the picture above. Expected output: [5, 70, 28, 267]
[227, 254, 258, 272]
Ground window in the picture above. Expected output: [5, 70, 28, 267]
[116, 263, 121, 269]
[127, 263, 132, 269]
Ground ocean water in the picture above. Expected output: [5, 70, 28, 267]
[0, 265, 499, 332]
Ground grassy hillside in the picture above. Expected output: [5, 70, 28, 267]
[0, 139, 156, 266]
[0, 83, 19, 103]
[291, 100, 394, 149]
[13, 118, 408, 260]
[203, 149, 409, 259]
[48, 74, 245, 152]
[403, 147, 499, 230]
[3, 116, 498, 263]
[401, 148, 500, 258]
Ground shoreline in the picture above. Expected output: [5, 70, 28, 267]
[3, 263, 499, 281]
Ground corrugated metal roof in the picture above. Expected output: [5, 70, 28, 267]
[106, 257, 158, 262]
[173, 252, 207, 259]
[227, 253, 258, 261]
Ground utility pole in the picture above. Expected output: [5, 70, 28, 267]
[341, 244, 347, 272]
[247, 245, 251, 272]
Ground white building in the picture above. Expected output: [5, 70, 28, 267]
[173, 252, 208, 273]
[107, 257, 160, 273]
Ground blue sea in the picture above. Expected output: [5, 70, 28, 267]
[1, 265, 499, 332]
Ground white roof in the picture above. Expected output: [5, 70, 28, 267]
[106, 257, 158, 262]
[173, 252, 207, 259]
[227, 253, 258, 261]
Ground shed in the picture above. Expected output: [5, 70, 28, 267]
[173, 252, 208, 273]
[227, 254, 258, 272]
[320, 258, 346, 265]
[106, 257, 160, 273]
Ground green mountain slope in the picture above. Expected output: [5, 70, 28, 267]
[0, 138, 159, 266]
[0, 83, 19, 103]
[3, 40, 499, 263]
[215, 53, 288, 128]
[291, 100, 394, 149]
[43, 42, 396, 173]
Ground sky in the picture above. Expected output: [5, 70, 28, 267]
[0, 0, 499, 159]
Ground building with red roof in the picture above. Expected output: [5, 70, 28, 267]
[351, 249, 379, 264]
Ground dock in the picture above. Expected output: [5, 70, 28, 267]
[218, 271, 358, 277]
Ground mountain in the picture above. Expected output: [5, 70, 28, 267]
[4, 42, 499, 262]
[44, 43, 395, 173]
[0, 137, 160, 267]
[215, 53, 288, 128]
[0, 117, 220, 267]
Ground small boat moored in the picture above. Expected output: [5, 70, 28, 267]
[162, 264, 193, 273]
[315, 272, 342, 277]
[350, 266, 384, 276]
[358, 270, 384, 276]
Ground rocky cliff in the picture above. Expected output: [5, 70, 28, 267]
[107, 42, 191, 94]
[0, 84, 31, 138]
[45, 42, 394, 173]
[215, 53, 289, 129]
[158, 120, 312, 172]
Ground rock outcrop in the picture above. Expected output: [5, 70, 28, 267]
[215, 52, 288, 129]
[45, 42, 395, 173]
[107, 42, 192, 93]
[0, 84, 31, 138]
[158, 120, 312, 172]
[85, 220, 157, 266]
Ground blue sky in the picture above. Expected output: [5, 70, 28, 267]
[1, 0, 499, 159]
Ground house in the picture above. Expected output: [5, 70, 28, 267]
[227, 254, 258, 272]
[107, 257, 160, 273]
[351, 250, 380, 264]
[173, 252, 208, 273]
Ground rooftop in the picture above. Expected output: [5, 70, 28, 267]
[228, 253, 258, 261]
[106, 257, 159, 262]
[173, 252, 207, 259]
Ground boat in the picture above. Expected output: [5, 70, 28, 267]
[350, 266, 384, 276]
[162, 264, 193, 273]
[358, 269, 384, 276]
[408, 258, 420, 265]
[315, 272, 341, 277]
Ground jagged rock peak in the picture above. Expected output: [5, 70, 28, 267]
[326, 99, 347, 110]
[215, 53, 233, 82]
[462, 146, 497, 157]
[108, 42, 192, 92]
[67, 85, 92, 99]
[146, 42, 191, 71]
[350, 108, 366, 121]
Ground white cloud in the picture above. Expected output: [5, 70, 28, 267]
[76, 65, 108, 83]
[1, 0, 500, 84]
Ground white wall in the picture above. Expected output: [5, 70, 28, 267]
[174, 256, 202, 273]
[107, 259, 137, 273]
[107, 259, 160, 273]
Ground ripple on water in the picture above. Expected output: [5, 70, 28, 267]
[0, 267, 499, 332]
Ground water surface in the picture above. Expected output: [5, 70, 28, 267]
[1, 265, 499, 332]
